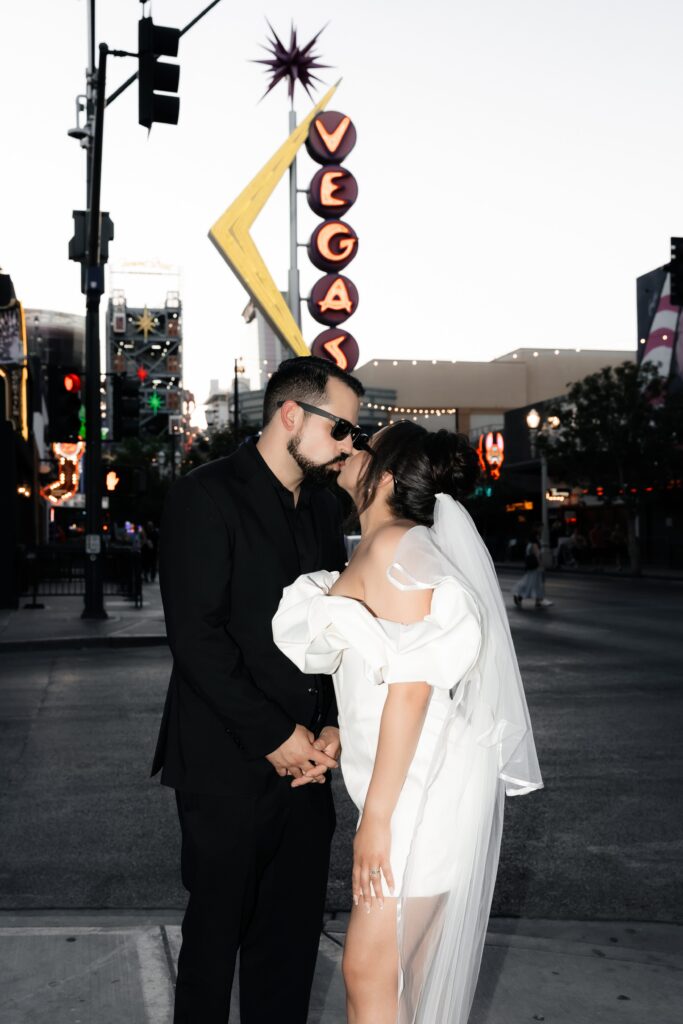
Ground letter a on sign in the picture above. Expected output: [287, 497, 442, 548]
[308, 273, 359, 326]
[319, 277, 353, 313]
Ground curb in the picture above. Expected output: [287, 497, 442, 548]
[0, 634, 168, 654]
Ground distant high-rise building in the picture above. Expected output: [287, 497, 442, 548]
[256, 305, 290, 377]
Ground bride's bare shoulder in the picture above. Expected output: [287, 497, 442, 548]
[361, 521, 432, 621]
[364, 521, 417, 564]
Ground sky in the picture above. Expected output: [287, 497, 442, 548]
[2, 0, 682, 426]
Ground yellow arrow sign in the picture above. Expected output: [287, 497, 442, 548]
[209, 83, 339, 358]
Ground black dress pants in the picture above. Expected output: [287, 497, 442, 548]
[173, 770, 336, 1024]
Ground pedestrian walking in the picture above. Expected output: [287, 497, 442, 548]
[610, 522, 628, 571]
[512, 528, 554, 608]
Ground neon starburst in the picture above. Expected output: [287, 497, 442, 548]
[254, 21, 330, 102]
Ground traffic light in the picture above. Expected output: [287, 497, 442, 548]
[111, 375, 141, 440]
[671, 238, 683, 307]
[47, 367, 83, 443]
[138, 16, 180, 129]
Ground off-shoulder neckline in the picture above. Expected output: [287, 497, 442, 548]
[318, 566, 441, 629]
[327, 522, 430, 626]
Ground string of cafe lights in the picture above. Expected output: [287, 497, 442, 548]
[248, 346, 589, 382]
[361, 401, 457, 417]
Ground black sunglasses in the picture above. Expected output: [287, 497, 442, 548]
[277, 400, 375, 454]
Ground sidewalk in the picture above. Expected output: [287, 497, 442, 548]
[2, 560, 681, 654]
[494, 561, 683, 582]
[1, 911, 680, 1023]
[0, 581, 168, 652]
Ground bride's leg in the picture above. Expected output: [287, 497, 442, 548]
[342, 897, 399, 1024]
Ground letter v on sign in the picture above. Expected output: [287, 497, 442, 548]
[208, 83, 340, 358]
[315, 115, 351, 155]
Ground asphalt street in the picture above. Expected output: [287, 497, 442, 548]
[0, 571, 681, 921]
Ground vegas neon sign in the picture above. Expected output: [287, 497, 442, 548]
[306, 111, 360, 372]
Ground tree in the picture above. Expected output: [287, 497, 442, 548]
[180, 421, 259, 474]
[104, 436, 170, 528]
[538, 361, 683, 574]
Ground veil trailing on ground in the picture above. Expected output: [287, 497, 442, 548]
[387, 493, 543, 1023]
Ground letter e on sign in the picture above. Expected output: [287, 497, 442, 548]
[307, 166, 358, 218]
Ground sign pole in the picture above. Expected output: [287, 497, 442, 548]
[287, 106, 301, 329]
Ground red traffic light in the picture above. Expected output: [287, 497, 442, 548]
[63, 372, 81, 393]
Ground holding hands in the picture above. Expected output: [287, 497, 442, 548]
[266, 724, 340, 787]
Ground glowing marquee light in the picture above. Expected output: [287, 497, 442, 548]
[39, 441, 86, 505]
[476, 432, 505, 480]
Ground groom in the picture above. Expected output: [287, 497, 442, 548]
[152, 356, 364, 1023]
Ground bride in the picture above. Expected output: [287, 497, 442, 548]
[272, 420, 543, 1024]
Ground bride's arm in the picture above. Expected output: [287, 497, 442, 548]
[355, 677, 432, 909]
[353, 529, 434, 911]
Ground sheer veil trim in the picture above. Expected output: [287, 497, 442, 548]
[386, 493, 543, 798]
[385, 494, 543, 1023]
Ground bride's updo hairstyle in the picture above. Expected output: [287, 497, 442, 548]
[357, 421, 481, 526]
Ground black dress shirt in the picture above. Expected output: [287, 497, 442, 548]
[247, 441, 320, 574]
[246, 440, 332, 734]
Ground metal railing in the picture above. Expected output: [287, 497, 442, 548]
[20, 544, 143, 607]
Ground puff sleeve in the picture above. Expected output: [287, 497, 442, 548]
[378, 578, 482, 692]
[272, 570, 349, 675]
[273, 569, 482, 701]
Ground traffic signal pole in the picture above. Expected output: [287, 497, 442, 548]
[71, 1, 224, 619]
[82, 42, 108, 619]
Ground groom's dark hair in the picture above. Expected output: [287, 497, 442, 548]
[262, 355, 364, 425]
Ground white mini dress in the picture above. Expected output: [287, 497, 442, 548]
[272, 567, 482, 897]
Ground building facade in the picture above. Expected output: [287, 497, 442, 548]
[106, 289, 188, 438]
[354, 348, 634, 438]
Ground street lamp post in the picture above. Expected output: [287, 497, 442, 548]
[526, 408, 560, 569]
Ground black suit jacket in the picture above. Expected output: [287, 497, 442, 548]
[151, 440, 348, 795]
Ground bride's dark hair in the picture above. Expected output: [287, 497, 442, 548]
[356, 421, 481, 525]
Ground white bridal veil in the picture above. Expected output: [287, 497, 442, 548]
[385, 493, 543, 1023]
[273, 492, 543, 1023]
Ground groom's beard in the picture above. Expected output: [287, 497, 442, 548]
[287, 433, 347, 486]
